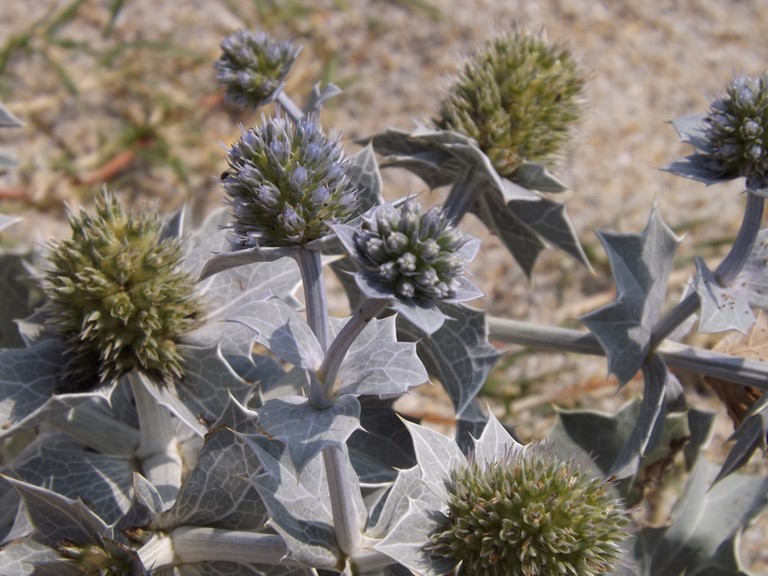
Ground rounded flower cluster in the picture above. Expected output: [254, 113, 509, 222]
[223, 116, 357, 248]
[214, 29, 301, 110]
[435, 29, 585, 179]
[353, 200, 471, 301]
[43, 192, 202, 390]
[431, 445, 629, 576]
[704, 75, 768, 186]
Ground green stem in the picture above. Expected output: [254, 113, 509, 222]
[129, 371, 183, 505]
[650, 192, 764, 348]
[487, 316, 768, 392]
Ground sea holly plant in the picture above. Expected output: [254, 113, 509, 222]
[1, 27, 768, 576]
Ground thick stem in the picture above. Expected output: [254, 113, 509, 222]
[129, 371, 183, 505]
[487, 316, 768, 391]
[318, 298, 390, 395]
[50, 402, 139, 456]
[443, 167, 483, 225]
[651, 192, 765, 348]
[296, 249, 330, 353]
[169, 527, 295, 566]
[276, 90, 304, 123]
[323, 446, 363, 558]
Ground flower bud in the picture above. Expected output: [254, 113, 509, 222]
[42, 191, 203, 391]
[435, 29, 585, 179]
[214, 30, 301, 110]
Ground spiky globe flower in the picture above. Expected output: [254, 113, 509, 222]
[349, 199, 477, 302]
[223, 116, 358, 248]
[435, 29, 585, 179]
[42, 191, 202, 390]
[431, 445, 629, 576]
[215, 29, 301, 110]
[701, 75, 768, 188]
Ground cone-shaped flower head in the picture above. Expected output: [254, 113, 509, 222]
[223, 116, 358, 248]
[435, 29, 585, 179]
[42, 191, 202, 390]
[431, 444, 629, 576]
[215, 29, 301, 110]
[702, 75, 768, 188]
[341, 199, 480, 302]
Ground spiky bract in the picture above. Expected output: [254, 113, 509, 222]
[223, 116, 357, 248]
[42, 191, 202, 390]
[704, 75, 768, 188]
[352, 199, 471, 301]
[215, 29, 301, 110]
[431, 445, 629, 576]
[436, 29, 585, 179]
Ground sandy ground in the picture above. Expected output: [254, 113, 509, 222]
[1, 0, 768, 570]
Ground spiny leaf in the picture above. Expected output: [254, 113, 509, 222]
[402, 418, 466, 499]
[581, 205, 681, 385]
[347, 143, 383, 215]
[157, 428, 267, 531]
[397, 303, 500, 418]
[256, 394, 361, 472]
[693, 258, 755, 334]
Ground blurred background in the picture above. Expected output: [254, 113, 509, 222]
[1, 0, 767, 567]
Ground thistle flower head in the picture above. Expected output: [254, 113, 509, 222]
[435, 29, 585, 179]
[223, 116, 358, 248]
[431, 444, 629, 576]
[350, 199, 475, 302]
[215, 29, 301, 110]
[42, 191, 202, 390]
[703, 75, 768, 187]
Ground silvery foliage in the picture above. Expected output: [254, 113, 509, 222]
[1, 40, 768, 576]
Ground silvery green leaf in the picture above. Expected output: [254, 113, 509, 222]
[198, 246, 298, 281]
[0, 339, 116, 438]
[472, 411, 524, 467]
[229, 296, 324, 371]
[662, 154, 733, 186]
[389, 298, 446, 335]
[373, 495, 455, 576]
[669, 113, 714, 153]
[635, 458, 768, 576]
[735, 228, 768, 310]
[245, 436, 340, 569]
[714, 395, 768, 484]
[160, 204, 187, 242]
[513, 161, 568, 192]
[10, 434, 134, 525]
[133, 473, 165, 519]
[304, 82, 342, 116]
[348, 398, 416, 484]
[455, 398, 489, 454]
[337, 316, 427, 397]
[693, 258, 755, 334]
[581, 205, 681, 385]
[347, 143, 383, 214]
[257, 394, 361, 472]
[610, 354, 672, 479]
[0, 251, 36, 348]
[0, 539, 61, 576]
[175, 341, 254, 425]
[398, 303, 500, 417]
[0, 213, 21, 231]
[0, 102, 23, 128]
[3, 476, 109, 549]
[403, 419, 465, 499]
[158, 428, 267, 531]
[134, 375, 207, 437]
[470, 183, 545, 276]
[506, 195, 591, 268]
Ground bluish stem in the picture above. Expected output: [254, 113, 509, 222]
[323, 445, 363, 557]
[276, 90, 304, 123]
[318, 298, 390, 394]
[650, 192, 764, 348]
